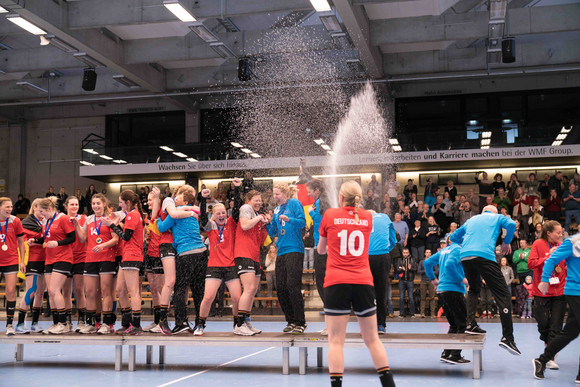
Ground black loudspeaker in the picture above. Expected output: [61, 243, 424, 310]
[238, 58, 253, 81]
[82, 68, 97, 91]
[502, 38, 515, 63]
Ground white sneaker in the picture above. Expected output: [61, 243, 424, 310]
[245, 319, 262, 334]
[30, 323, 43, 333]
[546, 360, 559, 370]
[233, 323, 256, 336]
[76, 321, 86, 333]
[142, 322, 157, 332]
[319, 328, 328, 336]
[79, 324, 97, 334]
[50, 323, 69, 335]
[6, 324, 15, 336]
[149, 324, 162, 333]
[43, 323, 57, 335]
[64, 322, 74, 333]
[97, 323, 111, 335]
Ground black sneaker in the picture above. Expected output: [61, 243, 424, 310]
[575, 371, 579, 384]
[533, 358, 545, 380]
[171, 322, 191, 335]
[465, 324, 486, 335]
[499, 337, 521, 355]
[445, 356, 471, 365]
[283, 323, 296, 333]
[440, 351, 450, 362]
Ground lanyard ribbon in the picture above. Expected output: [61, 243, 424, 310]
[0, 218, 8, 242]
[44, 212, 57, 238]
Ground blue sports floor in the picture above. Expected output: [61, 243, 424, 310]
[0, 319, 577, 386]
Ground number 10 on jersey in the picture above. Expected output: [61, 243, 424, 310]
[337, 230, 365, 256]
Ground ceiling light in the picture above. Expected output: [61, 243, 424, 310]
[188, 22, 218, 43]
[6, 14, 47, 35]
[481, 145, 490, 149]
[250, 153, 261, 158]
[319, 12, 342, 33]
[172, 152, 188, 158]
[163, 0, 196, 22]
[314, 138, 324, 145]
[160, 146, 174, 151]
[561, 126, 572, 133]
[99, 155, 113, 160]
[481, 139, 491, 145]
[113, 75, 139, 88]
[80, 161, 95, 166]
[481, 131, 492, 138]
[502, 119, 512, 124]
[113, 160, 127, 164]
[0, 6, 8, 13]
[209, 42, 236, 59]
[468, 120, 478, 125]
[321, 144, 331, 151]
[309, 0, 332, 12]
[388, 138, 399, 145]
[73, 52, 105, 67]
[82, 148, 99, 155]
[241, 148, 253, 154]
[16, 81, 47, 94]
[43, 34, 78, 53]
[552, 140, 562, 146]
[556, 133, 567, 141]
[230, 142, 243, 148]
[186, 158, 198, 162]
[392, 145, 402, 152]
[327, 150, 336, 156]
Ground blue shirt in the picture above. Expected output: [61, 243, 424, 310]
[156, 208, 206, 256]
[369, 213, 397, 255]
[266, 198, 306, 255]
[309, 198, 323, 246]
[424, 244, 465, 294]
[541, 234, 580, 296]
[450, 211, 516, 262]
[562, 190, 580, 211]
[392, 220, 409, 245]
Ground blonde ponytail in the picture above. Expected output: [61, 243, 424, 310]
[354, 195, 361, 222]
[339, 180, 363, 222]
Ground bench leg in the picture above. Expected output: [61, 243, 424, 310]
[146, 345, 152, 365]
[479, 349, 482, 371]
[299, 347, 308, 375]
[128, 345, 136, 372]
[159, 346, 166, 365]
[115, 345, 122, 371]
[317, 347, 323, 368]
[15, 344, 24, 362]
[473, 350, 481, 379]
[282, 347, 289, 375]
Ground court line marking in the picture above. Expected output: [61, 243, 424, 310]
[156, 346, 275, 387]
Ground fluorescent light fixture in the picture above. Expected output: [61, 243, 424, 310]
[209, 42, 235, 59]
[230, 142, 243, 148]
[502, 119, 512, 124]
[481, 139, 491, 146]
[392, 145, 402, 152]
[82, 148, 99, 155]
[6, 14, 47, 35]
[250, 153, 261, 158]
[321, 144, 331, 151]
[241, 148, 253, 154]
[556, 133, 567, 141]
[481, 131, 492, 138]
[327, 150, 336, 156]
[99, 155, 113, 160]
[113, 75, 139, 88]
[552, 140, 562, 146]
[309, 0, 332, 12]
[314, 138, 324, 145]
[163, 0, 196, 22]
[388, 138, 399, 145]
[319, 13, 341, 33]
[0, 6, 8, 13]
[80, 161, 95, 166]
[480, 145, 490, 149]
[188, 22, 218, 42]
[172, 152, 188, 158]
[43, 34, 78, 53]
[468, 120, 478, 125]
[73, 52, 105, 67]
[186, 158, 198, 162]
[160, 146, 174, 151]
[561, 126, 572, 133]
[113, 160, 127, 164]
[16, 81, 47, 94]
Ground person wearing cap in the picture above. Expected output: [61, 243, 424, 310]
[450, 205, 520, 355]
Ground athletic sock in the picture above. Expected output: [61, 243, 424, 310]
[52, 309, 59, 325]
[78, 308, 86, 323]
[232, 316, 238, 328]
[121, 308, 132, 327]
[132, 310, 141, 328]
[330, 373, 343, 387]
[65, 309, 72, 324]
[17, 308, 27, 325]
[197, 317, 206, 326]
[95, 313, 102, 324]
[103, 311, 114, 325]
[32, 307, 41, 324]
[377, 366, 395, 387]
[237, 310, 249, 327]
[6, 301, 16, 325]
[86, 310, 96, 326]
[58, 309, 67, 324]
[153, 306, 160, 324]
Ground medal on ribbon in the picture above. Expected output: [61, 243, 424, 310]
[0, 218, 7, 251]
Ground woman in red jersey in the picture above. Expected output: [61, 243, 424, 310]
[102, 190, 145, 335]
[318, 181, 394, 387]
[73, 194, 119, 334]
[15, 199, 47, 334]
[63, 196, 87, 332]
[0, 197, 25, 336]
[36, 196, 76, 335]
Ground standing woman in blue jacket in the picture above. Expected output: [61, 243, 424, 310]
[266, 183, 307, 334]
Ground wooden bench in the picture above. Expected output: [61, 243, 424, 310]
[293, 332, 485, 379]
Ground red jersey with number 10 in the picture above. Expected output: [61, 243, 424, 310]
[319, 207, 373, 288]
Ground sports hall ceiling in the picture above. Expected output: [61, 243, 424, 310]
[0, 0, 579, 109]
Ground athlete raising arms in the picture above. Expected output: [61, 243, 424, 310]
[318, 181, 395, 387]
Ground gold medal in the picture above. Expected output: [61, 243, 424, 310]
[280, 229, 285, 235]
[215, 245, 219, 251]
[555, 266, 562, 273]
[43, 243, 47, 248]
[96, 237, 103, 244]
[1, 244, 7, 251]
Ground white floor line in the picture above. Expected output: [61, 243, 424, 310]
[156, 347, 276, 387]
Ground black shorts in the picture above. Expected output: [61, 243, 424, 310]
[0, 264, 19, 275]
[44, 261, 73, 276]
[26, 261, 45, 276]
[235, 257, 261, 276]
[324, 284, 377, 317]
[84, 261, 118, 276]
[206, 266, 239, 283]
[120, 260, 143, 271]
[159, 243, 176, 259]
[70, 262, 85, 277]
[145, 255, 164, 275]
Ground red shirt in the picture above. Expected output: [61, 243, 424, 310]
[23, 228, 45, 263]
[205, 216, 237, 267]
[147, 222, 161, 258]
[234, 204, 267, 262]
[158, 208, 174, 245]
[83, 214, 116, 263]
[44, 213, 75, 265]
[123, 209, 144, 262]
[0, 215, 24, 266]
[319, 207, 373, 288]
[528, 239, 566, 297]
[71, 214, 87, 264]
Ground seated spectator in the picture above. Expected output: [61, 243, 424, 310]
[403, 179, 417, 205]
[562, 183, 580, 233]
[493, 188, 512, 213]
[545, 188, 561, 221]
[13, 194, 30, 215]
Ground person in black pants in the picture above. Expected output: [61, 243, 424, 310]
[395, 248, 417, 317]
[173, 250, 208, 328]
